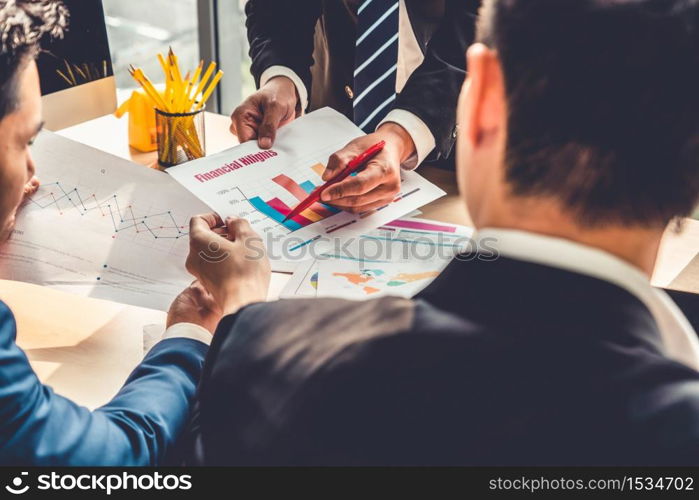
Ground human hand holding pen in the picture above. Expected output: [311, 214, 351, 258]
[320, 123, 415, 213]
[283, 140, 386, 222]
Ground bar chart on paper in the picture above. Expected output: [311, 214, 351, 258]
[167, 108, 446, 269]
[247, 164, 340, 232]
[184, 154, 443, 266]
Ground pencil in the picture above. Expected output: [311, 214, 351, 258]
[195, 70, 223, 110]
[188, 61, 216, 109]
[73, 64, 87, 80]
[56, 69, 73, 86]
[186, 60, 204, 103]
[127, 47, 223, 165]
[64, 60, 76, 85]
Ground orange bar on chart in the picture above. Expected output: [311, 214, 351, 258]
[311, 163, 326, 177]
[300, 209, 323, 222]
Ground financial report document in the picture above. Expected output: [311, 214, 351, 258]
[0, 109, 445, 310]
[0, 131, 209, 311]
[167, 108, 446, 271]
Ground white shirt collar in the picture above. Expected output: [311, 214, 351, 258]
[476, 228, 699, 371]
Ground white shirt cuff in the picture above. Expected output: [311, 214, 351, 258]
[378, 109, 436, 170]
[160, 322, 212, 346]
[260, 65, 309, 113]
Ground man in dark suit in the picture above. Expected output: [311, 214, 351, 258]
[184, 0, 699, 464]
[232, 0, 480, 213]
[0, 0, 244, 465]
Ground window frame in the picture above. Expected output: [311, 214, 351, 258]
[197, 0, 244, 114]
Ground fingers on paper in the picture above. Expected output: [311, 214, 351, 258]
[231, 102, 262, 142]
[322, 161, 398, 201]
[257, 99, 288, 149]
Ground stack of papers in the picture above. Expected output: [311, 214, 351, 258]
[4, 108, 450, 310]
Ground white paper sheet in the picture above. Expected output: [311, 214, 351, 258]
[280, 259, 319, 299]
[0, 131, 210, 310]
[317, 259, 448, 300]
[280, 217, 473, 299]
[167, 108, 446, 272]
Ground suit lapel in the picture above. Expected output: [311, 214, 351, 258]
[403, 0, 446, 54]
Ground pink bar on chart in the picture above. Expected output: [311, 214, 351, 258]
[267, 197, 314, 227]
[272, 174, 327, 220]
[384, 219, 457, 233]
[272, 174, 308, 202]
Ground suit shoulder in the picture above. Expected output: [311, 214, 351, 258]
[233, 296, 416, 351]
[234, 295, 488, 343]
[214, 296, 490, 387]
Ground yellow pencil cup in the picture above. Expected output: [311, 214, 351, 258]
[114, 89, 159, 153]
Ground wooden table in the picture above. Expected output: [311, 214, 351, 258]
[1, 111, 696, 408]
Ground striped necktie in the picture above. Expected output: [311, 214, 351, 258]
[353, 0, 400, 133]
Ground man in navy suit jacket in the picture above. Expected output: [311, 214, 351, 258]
[0, 0, 245, 465]
[179, 0, 699, 465]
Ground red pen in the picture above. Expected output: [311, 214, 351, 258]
[282, 140, 386, 222]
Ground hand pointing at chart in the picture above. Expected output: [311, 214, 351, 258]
[231, 80, 416, 214]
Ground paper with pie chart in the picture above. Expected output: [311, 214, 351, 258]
[166, 108, 446, 271]
[281, 217, 473, 299]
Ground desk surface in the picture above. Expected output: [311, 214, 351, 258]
[2, 111, 697, 408]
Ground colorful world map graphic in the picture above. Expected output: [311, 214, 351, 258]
[333, 269, 440, 295]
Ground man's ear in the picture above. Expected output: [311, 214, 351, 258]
[463, 43, 506, 148]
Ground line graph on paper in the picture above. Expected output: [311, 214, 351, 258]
[0, 130, 215, 311]
[25, 181, 188, 239]
[22, 179, 192, 258]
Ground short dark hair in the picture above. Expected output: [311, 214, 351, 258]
[478, 0, 699, 227]
[0, 0, 68, 120]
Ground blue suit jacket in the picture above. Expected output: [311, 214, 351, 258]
[0, 301, 208, 465]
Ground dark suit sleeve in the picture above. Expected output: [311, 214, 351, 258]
[393, 0, 480, 160]
[245, 0, 323, 93]
[0, 302, 208, 466]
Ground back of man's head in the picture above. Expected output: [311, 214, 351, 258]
[478, 0, 699, 227]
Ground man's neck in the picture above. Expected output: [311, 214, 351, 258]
[477, 197, 665, 278]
